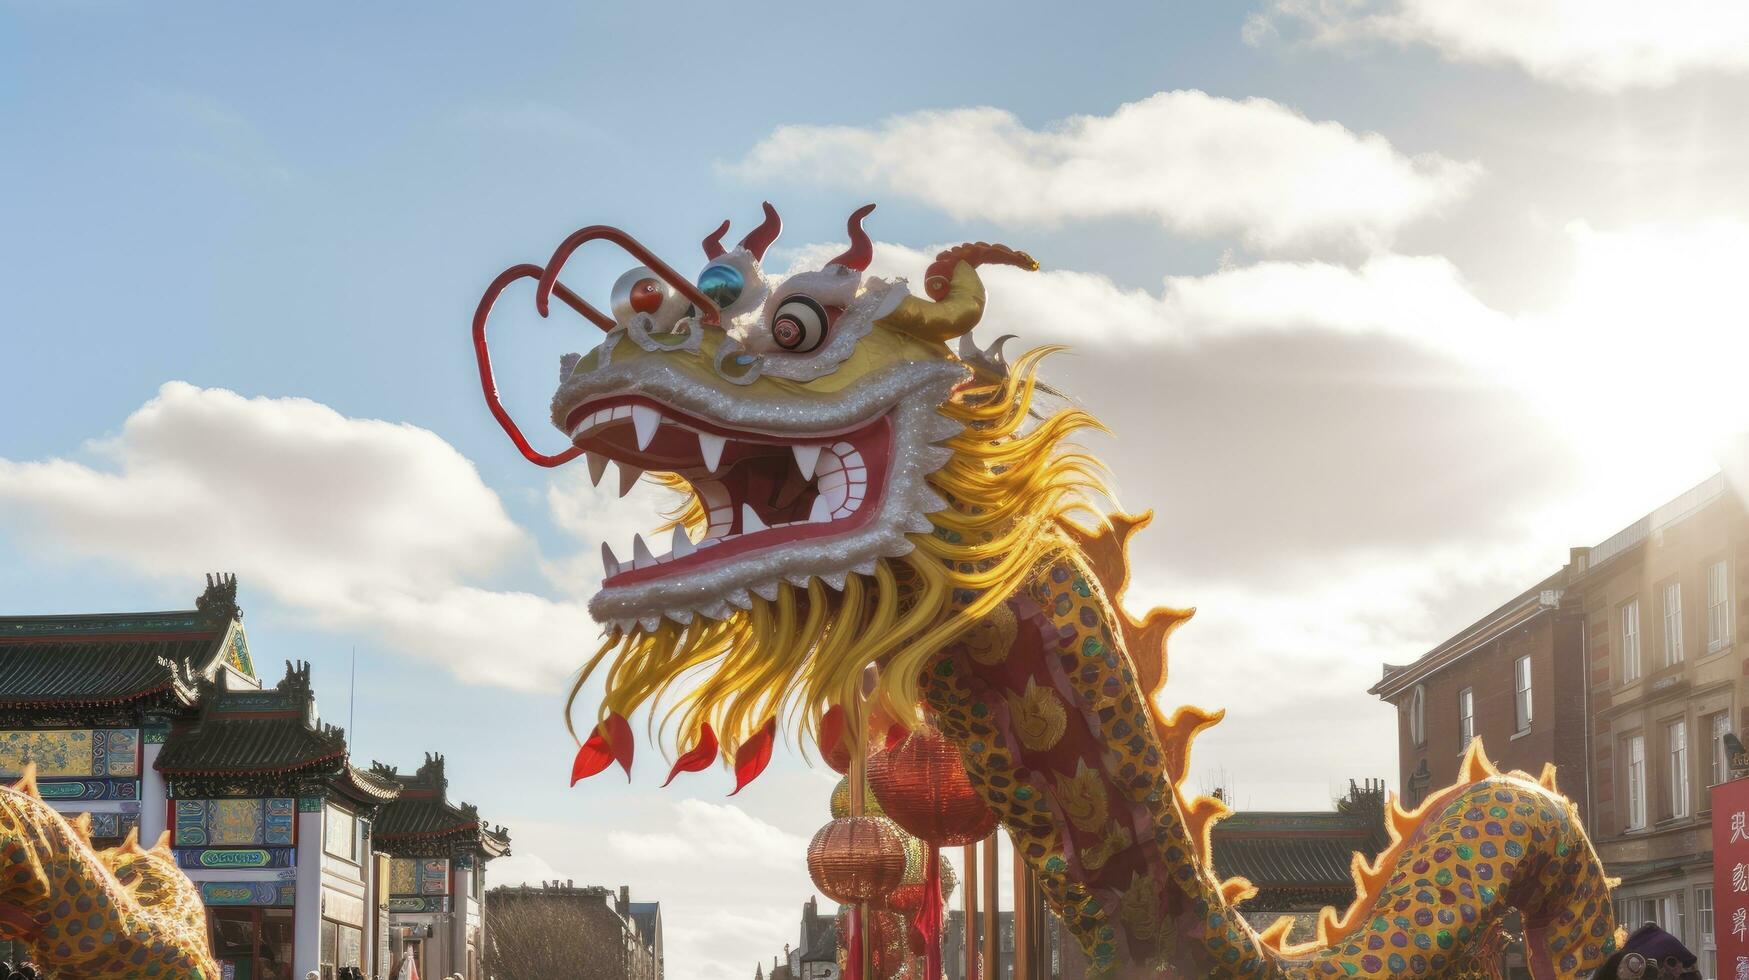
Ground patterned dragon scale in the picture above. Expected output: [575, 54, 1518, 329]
[0, 766, 216, 978]
[919, 514, 1620, 979]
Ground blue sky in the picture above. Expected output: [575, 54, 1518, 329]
[5, 2, 1749, 976]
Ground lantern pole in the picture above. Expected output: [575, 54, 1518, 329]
[1012, 843, 1031, 980]
[852, 665, 877, 980]
[980, 833, 998, 978]
[963, 842, 979, 980]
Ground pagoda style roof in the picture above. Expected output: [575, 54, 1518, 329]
[1210, 781, 1390, 899]
[373, 753, 510, 859]
[0, 574, 252, 710]
[155, 660, 399, 804]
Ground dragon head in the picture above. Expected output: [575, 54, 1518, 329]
[475, 204, 1090, 757]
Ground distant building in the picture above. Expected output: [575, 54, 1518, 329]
[1373, 472, 1747, 979]
[1370, 558, 1592, 813]
[1209, 780, 1391, 944]
[0, 577, 510, 979]
[1578, 473, 1745, 980]
[485, 881, 662, 980]
[373, 753, 511, 980]
[786, 896, 837, 980]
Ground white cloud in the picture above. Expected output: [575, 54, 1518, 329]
[735, 90, 1479, 252]
[1249, 0, 1749, 91]
[0, 382, 595, 690]
[608, 799, 808, 866]
[785, 240, 1508, 357]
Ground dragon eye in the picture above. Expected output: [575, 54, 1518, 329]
[771, 296, 829, 353]
[697, 264, 744, 310]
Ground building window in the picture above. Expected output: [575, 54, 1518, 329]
[1622, 599, 1642, 683]
[1458, 688, 1475, 751]
[1514, 655, 1533, 733]
[1710, 711, 1733, 787]
[1663, 582, 1685, 667]
[320, 919, 362, 980]
[1625, 734, 1647, 831]
[1668, 719, 1690, 819]
[323, 804, 357, 863]
[1709, 560, 1732, 653]
[1699, 886, 1716, 980]
[1408, 684, 1426, 747]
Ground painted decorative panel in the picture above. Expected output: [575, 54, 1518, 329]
[37, 779, 138, 801]
[175, 799, 296, 847]
[88, 812, 140, 840]
[389, 858, 449, 897]
[387, 896, 450, 914]
[265, 797, 295, 843]
[0, 729, 139, 778]
[175, 848, 296, 870]
[199, 881, 296, 907]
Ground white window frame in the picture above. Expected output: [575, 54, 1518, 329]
[1626, 734, 1647, 831]
[1709, 560, 1732, 653]
[1458, 688, 1475, 751]
[1711, 711, 1732, 788]
[1669, 719, 1690, 819]
[1408, 684, 1426, 748]
[1663, 582, 1685, 667]
[1622, 600, 1642, 683]
[1514, 655, 1533, 733]
[1698, 885, 1715, 980]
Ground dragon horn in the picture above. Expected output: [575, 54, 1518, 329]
[737, 202, 782, 260]
[702, 219, 730, 260]
[876, 242, 1039, 343]
[825, 204, 876, 271]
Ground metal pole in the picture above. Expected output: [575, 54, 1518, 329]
[1012, 846, 1030, 980]
[963, 843, 979, 980]
[981, 834, 999, 979]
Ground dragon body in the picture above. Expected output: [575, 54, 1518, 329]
[474, 203, 1619, 977]
[0, 767, 217, 978]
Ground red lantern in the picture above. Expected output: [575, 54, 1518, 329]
[866, 722, 997, 847]
[837, 908, 910, 979]
[807, 816, 907, 904]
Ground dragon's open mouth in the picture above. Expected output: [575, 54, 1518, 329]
[564, 397, 890, 587]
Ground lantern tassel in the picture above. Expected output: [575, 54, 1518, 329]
[845, 905, 864, 980]
[662, 723, 718, 788]
[921, 845, 943, 980]
[730, 716, 778, 796]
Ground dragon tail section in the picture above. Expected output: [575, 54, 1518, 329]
[0, 765, 219, 978]
[1271, 739, 1619, 979]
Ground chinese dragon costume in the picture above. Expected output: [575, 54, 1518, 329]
[0, 767, 218, 978]
[473, 203, 1620, 978]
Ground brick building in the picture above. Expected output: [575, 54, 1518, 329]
[1371, 559, 1592, 812]
[1375, 472, 1747, 978]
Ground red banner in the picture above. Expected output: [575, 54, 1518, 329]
[1712, 778, 1749, 977]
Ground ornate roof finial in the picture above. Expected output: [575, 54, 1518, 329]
[195, 573, 240, 623]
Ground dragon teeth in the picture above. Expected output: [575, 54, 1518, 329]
[617, 463, 643, 498]
[698, 432, 726, 472]
[587, 452, 609, 488]
[631, 405, 661, 450]
[740, 504, 768, 534]
[670, 525, 695, 559]
[632, 533, 655, 566]
[791, 444, 821, 480]
[601, 542, 620, 578]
